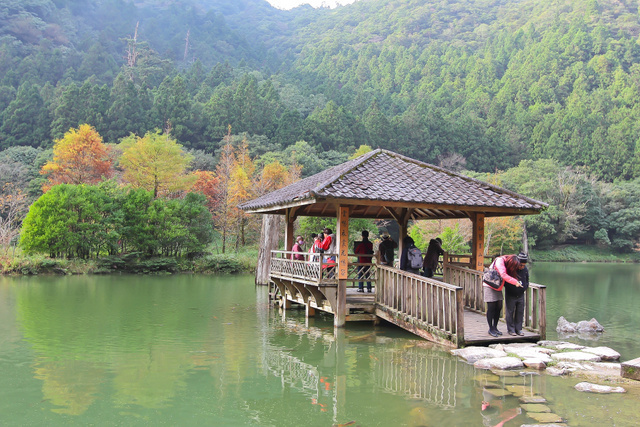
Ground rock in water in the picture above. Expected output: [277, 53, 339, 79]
[574, 382, 626, 393]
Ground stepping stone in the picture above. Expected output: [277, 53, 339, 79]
[556, 343, 586, 350]
[521, 424, 567, 427]
[521, 403, 551, 413]
[523, 358, 547, 370]
[574, 382, 626, 393]
[582, 346, 621, 361]
[621, 357, 640, 381]
[519, 395, 547, 404]
[551, 351, 601, 362]
[483, 387, 512, 398]
[451, 346, 506, 363]
[527, 412, 564, 423]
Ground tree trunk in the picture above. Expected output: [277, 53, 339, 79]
[255, 214, 281, 286]
[522, 222, 529, 255]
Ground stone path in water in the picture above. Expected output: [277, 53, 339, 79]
[458, 340, 630, 425]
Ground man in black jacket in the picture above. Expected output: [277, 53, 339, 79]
[505, 252, 529, 336]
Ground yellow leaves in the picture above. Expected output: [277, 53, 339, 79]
[119, 130, 194, 198]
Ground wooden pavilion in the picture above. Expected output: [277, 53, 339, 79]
[240, 149, 548, 348]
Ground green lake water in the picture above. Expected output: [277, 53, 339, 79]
[0, 263, 639, 426]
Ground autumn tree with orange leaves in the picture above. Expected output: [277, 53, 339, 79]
[40, 124, 113, 191]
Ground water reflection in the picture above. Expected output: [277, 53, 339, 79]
[1, 274, 638, 426]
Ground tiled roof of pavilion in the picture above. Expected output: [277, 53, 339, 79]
[239, 149, 547, 220]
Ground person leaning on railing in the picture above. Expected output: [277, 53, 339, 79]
[484, 254, 523, 337]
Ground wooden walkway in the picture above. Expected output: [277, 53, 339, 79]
[345, 288, 540, 345]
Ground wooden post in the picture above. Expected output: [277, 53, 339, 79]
[398, 209, 411, 264]
[284, 208, 295, 253]
[471, 213, 485, 271]
[335, 206, 349, 327]
[255, 214, 281, 285]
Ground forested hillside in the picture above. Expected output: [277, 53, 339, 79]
[2, 0, 640, 256]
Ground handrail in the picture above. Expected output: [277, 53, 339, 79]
[376, 265, 464, 346]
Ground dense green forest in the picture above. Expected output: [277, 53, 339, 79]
[2, 0, 640, 259]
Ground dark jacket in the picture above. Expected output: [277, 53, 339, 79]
[400, 236, 416, 271]
[378, 238, 397, 266]
[505, 266, 529, 297]
[422, 239, 444, 271]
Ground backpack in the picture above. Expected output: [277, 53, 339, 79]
[408, 246, 423, 269]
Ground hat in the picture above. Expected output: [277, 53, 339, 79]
[380, 231, 390, 239]
[517, 252, 528, 263]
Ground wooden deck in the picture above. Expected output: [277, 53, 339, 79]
[269, 251, 546, 348]
[463, 310, 541, 345]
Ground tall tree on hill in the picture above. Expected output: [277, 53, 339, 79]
[40, 124, 113, 191]
[0, 83, 50, 149]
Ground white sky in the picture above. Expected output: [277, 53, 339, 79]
[266, 0, 358, 10]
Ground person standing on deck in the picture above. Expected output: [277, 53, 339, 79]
[422, 237, 444, 278]
[290, 236, 305, 261]
[504, 252, 529, 336]
[355, 230, 374, 292]
[400, 236, 421, 274]
[378, 231, 397, 267]
[320, 228, 336, 262]
[484, 254, 523, 337]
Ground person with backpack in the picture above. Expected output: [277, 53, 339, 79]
[400, 236, 422, 274]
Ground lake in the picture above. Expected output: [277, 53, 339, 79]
[0, 262, 638, 426]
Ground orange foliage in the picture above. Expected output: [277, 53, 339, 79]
[191, 170, 221, 213]
[41, 124, 113, 191]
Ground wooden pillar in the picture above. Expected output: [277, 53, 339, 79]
[471, 213, 485, 271]
[335, 206, 349, 327]
[255, 214, 281, 285]
[284, 208, 295, 252]
[397, 209, 412, 266]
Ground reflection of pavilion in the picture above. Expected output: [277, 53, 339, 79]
[260, 312, 477, 422]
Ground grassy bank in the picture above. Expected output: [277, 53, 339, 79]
[530, 245, 640, 263]
[0, 248, 259, 275]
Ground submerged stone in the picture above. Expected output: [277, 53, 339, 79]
[505, 384, 527, 397]
[490, 369, 520, 377]
[527, 412, 564, 423]
[519, 395, 547, 404]
[574, 382, 626, 393]
[472, 373, 500, 383]
[482, 387, 512, 398]
[474, 356, 524, 370]
[521, 403, 551, 413]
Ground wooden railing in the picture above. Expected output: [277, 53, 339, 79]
[270, 250, 376, 287]
[270, 250, 333, 285]
[443, 264, 547, 337]
[376, 265, 464, 346]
